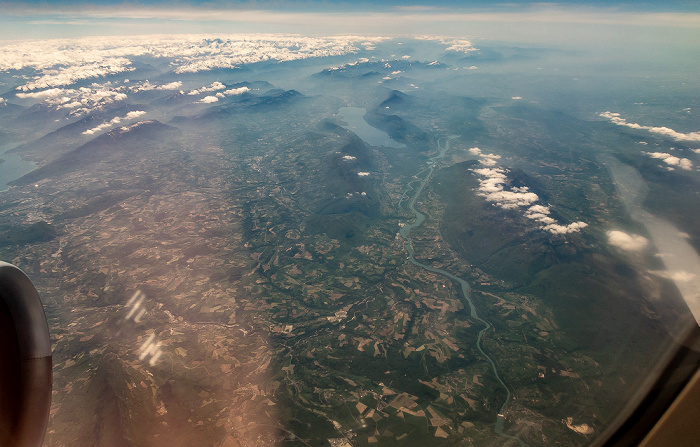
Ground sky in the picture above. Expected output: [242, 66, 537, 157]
[0, 0, 698, 64]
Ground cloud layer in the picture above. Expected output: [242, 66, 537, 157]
[1, 34, 384, 92]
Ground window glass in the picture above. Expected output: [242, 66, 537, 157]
[0, 3, 698, 446]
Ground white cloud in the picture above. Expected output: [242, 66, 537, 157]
[485, 189, 539, 208]
[125, 110, 146, 119]
[645, 151, 693, 170]
[342, 155, 356, 161]
[83, 117, 120, 135]
[600, 111, 700, 142]
[357, 172, 370, 176]
[168, 35, 376, 74]
[223, 86, 250, 96]
[120, 121, 151, 133]
[543, 222, 588, 234]
[445, 40, 478, 53]
[157, 81, 182, 90]
[1, 34, 381, 94]
[527, 204, 550, 214]
[188, 81, 226, 95]
[16, 84, 128, 116]
[525, 206, 557, 225]
[131, 80, 182, 92]
[16, 88, 69, 99]
[607, 230, 648, 251]
[198, 95, 219, 103]
[470, 148, 500, 166]
[599, 113, 698, 170]
[19, 58, 134, 91]
[652, 270, 697, 282]
[471, 156, 586, 234]
[83, 110, 147, 135]
[479, 153, 501, 166]
[512, 96, 523, 100]
[662, 155, 680, 165]
[472, 167, 536, 208]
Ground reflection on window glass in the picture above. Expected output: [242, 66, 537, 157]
[0, 2, 698, 446]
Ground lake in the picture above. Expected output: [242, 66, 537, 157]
[338, 107, 405, 148]
[0, 142, 36, 191]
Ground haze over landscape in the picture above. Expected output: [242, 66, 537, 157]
[1, 1, 699, 446]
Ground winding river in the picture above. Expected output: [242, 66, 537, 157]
[397, 136, 528, 446]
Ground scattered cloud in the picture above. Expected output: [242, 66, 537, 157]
[198, 95, 218, 103]
[83, 110, 146, 135]
[120, 121, 151, 133]
[600, 113, 696, 171]
[15, 87, 67, 99]
[223, 86, 250, 96]
[131, 80, 182, 92]
[188, 81, 226, 95]
[125, 110, 146, 119]
[644, 151, 693, 170]
[473, 167, 538, 208]
[469, 147, 503, 165]
[600, 111, 700, 142]
[416, 36, 478, 54]
[83, 117, 121, 135]
[607, 230, 648, 251]
[16, 84, 129, 116]
[544, 222, 588, 234]
[470, 147, 587, 234]
[357, 172, 370, 176]
[342, 155, 356, 161]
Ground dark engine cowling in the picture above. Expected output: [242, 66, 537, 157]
[0, 262, 52, 447]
